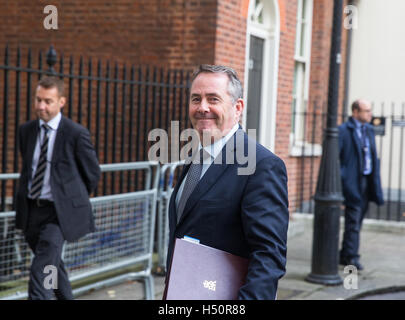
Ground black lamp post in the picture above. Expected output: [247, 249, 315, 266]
[306, 0, 344, 285]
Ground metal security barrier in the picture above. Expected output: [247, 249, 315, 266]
[0, 173, 31, 299]
[0, 161, 159, 300]
[156, 161, 184, 274]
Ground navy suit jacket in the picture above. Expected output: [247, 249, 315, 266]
[167, 129, 289, 300]
[15, 116, 101, 242]
[338, 117, 384, 207]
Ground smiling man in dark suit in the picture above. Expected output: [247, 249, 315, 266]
[15, 76, 100, 300]
[166, 65, 289, 300]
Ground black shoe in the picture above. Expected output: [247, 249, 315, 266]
[339, 257, 364, 271]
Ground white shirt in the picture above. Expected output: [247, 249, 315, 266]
[28, 112, 62, 200]
[175, 123, 239, 210]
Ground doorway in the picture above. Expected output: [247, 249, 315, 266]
[244, 0, 280, 150]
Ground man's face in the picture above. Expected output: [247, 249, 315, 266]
[189, 72, 244, 143]
[353, 100, 372, 124]
[34, 86, 65, 122]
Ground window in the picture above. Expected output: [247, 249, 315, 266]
[250, 0, 264, 24]
[291, 0, 318, 156]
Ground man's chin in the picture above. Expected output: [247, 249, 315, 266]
[198, 128, 223, 145]
[37, 114, 48, 121]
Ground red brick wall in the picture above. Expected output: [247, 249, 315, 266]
[215, 0, 248, 83]
[0, 0, 217, 69]
[308, 0, 333, 111]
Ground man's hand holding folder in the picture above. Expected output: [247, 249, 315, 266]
[164, 238, 248, 300]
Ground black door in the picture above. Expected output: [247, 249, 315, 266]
[246, 35, 264, 141]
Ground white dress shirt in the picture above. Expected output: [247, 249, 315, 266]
[28, 112, 62, 201]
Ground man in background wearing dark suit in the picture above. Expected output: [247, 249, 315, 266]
[339, 99, 384, 270]
[15, 76, 101, 299]
[166, 65, 289, 300]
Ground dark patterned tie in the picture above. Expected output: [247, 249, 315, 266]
[176, 149, 206, 224]
[29, 124, 51, 199]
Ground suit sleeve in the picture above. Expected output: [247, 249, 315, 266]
[238, 155, 289, 300]
[338, 125, 348, 163]
[74, 128, 101, 194]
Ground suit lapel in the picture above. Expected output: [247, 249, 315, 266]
[170, 164, 190, 223]
[177, 133, 238, 226]
[25, 121, 39, 171]
[352, 128, 363, 158]
[51, 116, 66, 163]
[348, 118, 363, 167]
[178, 161, 228, 223]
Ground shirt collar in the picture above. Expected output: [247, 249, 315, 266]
[200, 123, 240, 161]
[39, 112, 62, 131]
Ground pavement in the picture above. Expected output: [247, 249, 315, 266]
[76, 213, 405, 300]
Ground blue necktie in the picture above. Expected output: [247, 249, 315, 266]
[361, 125, 367, 173]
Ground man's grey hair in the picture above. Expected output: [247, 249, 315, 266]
[190, 64, 243, 104]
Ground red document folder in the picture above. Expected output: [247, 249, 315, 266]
[165, 238, 249, 300]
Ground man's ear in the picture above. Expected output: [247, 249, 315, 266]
[59, 96, 66, 108]
[351, 109, 358, 120]
[235, 98, 244, 119]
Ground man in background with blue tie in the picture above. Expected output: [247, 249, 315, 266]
[338, 99, 384, 270]
[15, 76, 100, 299]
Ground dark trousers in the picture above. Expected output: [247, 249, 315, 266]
[340, 175, 370, 261]
[25, 201, 73, 300]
